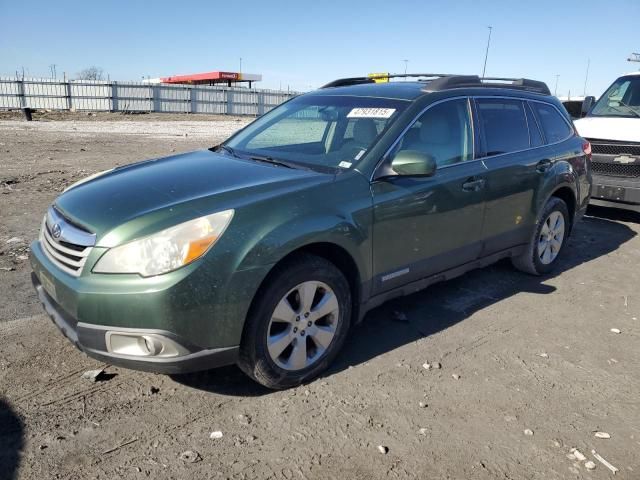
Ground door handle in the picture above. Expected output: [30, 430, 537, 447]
[462, 178, 486, 192]
[536, 159, 553, 173]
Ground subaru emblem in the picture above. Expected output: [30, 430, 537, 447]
[51, 223, 62, 239]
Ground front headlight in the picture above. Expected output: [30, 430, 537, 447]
[93, 210, 234, 277]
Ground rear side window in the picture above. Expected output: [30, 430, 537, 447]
[476, 99, 530, 156]
[525, 103, 544, 147]
[531, 102, 573, 144]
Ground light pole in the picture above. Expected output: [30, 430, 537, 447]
[239, 57, 242, 74]
[554, 74, 560, 96]
[481, 26, 492, 78]
[583, 59, 590, 96]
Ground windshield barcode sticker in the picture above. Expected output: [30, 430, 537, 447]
[347, 108, 396, 119]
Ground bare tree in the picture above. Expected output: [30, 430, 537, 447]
[76, 66, 105, 81]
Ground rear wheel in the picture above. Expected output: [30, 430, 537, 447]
[238, 254, 351, 390]
[511, 197, 570, 275]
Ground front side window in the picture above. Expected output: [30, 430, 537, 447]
[224, 95, 408, 171]
[477, 99, 530, 156]
[531, 102, 573, 144]
[590, 76, 640, 118]
[393, 99, 473, 167]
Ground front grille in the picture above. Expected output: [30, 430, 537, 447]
[587, 139, 640, 156]
[592, 161, 640, 178]
[40, 208, 95, 277]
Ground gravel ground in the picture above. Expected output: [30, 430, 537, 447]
[1, 115, 639, 479]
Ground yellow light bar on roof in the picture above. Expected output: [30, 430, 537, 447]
[368, 73, 390, 83]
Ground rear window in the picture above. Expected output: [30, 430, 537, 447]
[531, 102, 573, 144]
[477, 99, 530, 156]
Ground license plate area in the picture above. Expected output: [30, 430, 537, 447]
[593, 184, 626, 201]
[39, 271, 57, 301]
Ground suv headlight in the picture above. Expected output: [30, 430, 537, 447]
[93, 210, 234, 277]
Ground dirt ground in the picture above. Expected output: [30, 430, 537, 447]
[1, 113, 639, 480]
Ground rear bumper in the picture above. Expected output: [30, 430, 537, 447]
[32, 272, 239, 374]
[589, 174, 640, 212]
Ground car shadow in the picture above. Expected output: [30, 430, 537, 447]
[0, 398, 24, 480]
[171, 215, 636, 396]
[587, 204, 640, 224]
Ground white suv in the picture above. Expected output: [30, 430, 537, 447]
[574, 72, 640, 212]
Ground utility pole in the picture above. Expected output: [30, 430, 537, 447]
[554, 74, 560, 96]
[481, 26, 492, 78]
[583, 59, 590, 96]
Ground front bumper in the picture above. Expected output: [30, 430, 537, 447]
[32, 272, 239, 373]
[590, 174, 640, 212]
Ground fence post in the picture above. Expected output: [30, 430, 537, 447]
[17, 79, 26, 108]
[65, 80, 73, 111]
[189, 87, 196, 114]
[152, 84, 160, 112]
[226, 89, 234, 115]
[111, 81, 118, 112]
[257, 92, 265, 116]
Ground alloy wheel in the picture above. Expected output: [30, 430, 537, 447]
[266, 281, 340, 371]
[538, 211, 565, 265]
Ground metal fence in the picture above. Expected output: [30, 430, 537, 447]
[0, 78, 299, 116]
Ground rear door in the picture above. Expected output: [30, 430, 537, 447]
[370, 98, 487, 294]
[474, 97, 547, 253]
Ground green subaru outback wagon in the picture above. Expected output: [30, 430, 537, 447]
[31, 74, 592, 389]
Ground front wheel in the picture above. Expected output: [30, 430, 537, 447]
[511, 197, 570, 275]
[238, 254, 352, 390]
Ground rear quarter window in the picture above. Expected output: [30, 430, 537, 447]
[477, 99, 530, 156]
[531, 102, 573, 144]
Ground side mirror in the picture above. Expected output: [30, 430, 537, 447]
[581, 96, 595, 117]
[391, 150, 437, 177]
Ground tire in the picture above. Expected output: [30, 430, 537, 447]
[511, 197, 570, 275]
[238, 253, 352, 390]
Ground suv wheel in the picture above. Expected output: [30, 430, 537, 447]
[511, 197, 569, 275]
[238, 254, 352, 390]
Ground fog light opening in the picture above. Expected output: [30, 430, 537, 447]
[140, 335, 162, 356]
[106, 331, 188, 358]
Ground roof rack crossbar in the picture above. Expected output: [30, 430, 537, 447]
[322, 73, 455, 89]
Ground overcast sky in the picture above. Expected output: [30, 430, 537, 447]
[1, 0, 638, 96]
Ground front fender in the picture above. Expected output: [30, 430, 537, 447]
[225, 170, 374, 310]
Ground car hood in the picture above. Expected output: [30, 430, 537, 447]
[574, 116, 640, 142]
[55, 149, 325, 242]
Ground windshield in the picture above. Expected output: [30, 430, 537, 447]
[590, 76, 640, 118]
[222, 95, 408, 171]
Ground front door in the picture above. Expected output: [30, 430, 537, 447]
[371, 98, 487, 295]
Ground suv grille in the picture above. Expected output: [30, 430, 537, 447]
[40, 208, 95, 277]
[591, 162, 640, 178]
[587, 139, 640, 156]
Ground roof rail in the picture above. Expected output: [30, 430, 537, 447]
[321, 73, 551, 95]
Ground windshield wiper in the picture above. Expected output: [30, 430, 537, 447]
[617, 100, 640, 118]
[216, 144, 240, 157]
[249, 155, 298, 169]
